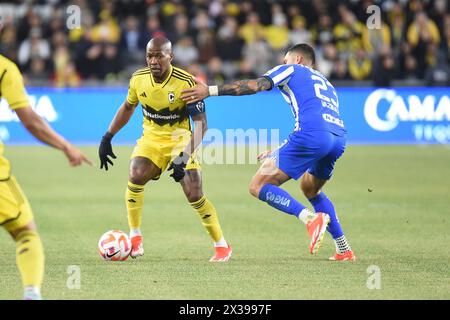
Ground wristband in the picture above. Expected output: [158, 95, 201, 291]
[208, 85, 219, 96]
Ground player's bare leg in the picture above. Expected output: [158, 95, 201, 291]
[301, 172, 355, 261]
[8, 221, 44, 300]
[127, 156, 161, 258]
[249, 158, 330, 254]
[180, 169, 232, 262]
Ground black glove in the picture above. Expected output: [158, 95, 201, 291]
[99, 132, 116, 171]
[167, 152, 190, 182]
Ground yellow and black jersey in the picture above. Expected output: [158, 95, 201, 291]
[127, 65, 206, 141]
[0, 55, 30, 180]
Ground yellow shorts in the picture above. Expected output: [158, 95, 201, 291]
[131, 135, 201, 179]
[0, 176, 34, 232]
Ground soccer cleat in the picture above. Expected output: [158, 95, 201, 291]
[306, 212, 330, 254]
[209, 243, 232, 262]
[329, 250, 356, 261]
[130, 235, 144, 259]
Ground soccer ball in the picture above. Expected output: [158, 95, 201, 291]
[98, 230, 132, 261]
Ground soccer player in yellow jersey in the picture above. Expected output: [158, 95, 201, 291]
[98, 36, 232, 262]
[0, 54, 91, 300]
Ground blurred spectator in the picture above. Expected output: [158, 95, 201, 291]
[286, 4, 306, 29]
[242, 34, 272, 76]
[289, 16, 312, 46]
[168, 14, 190, 43]
[425, 51, 450, 86]
[407, 11, 441, 47]
[26, 57, 49, 83]
[235, 59, 257, 80]
[348, 49, 372, 80]
[316, 42, 338, 78]
[206, 56, 226, 85]
[333, 6, 365, 55]
[173, 36, 199, 68]
[191, 9, 215, 32]
[330, 58, 350, 81]
[407, 12, 441, 78]
[18, 29, 51, 72]
[311, 15, 334, 48]
[373, 50, 396, 87]
[90, 10, 121, 44]
[216, 17, 244, 63]
[238, 12, 265, 45]
[140, 15, 166, 47]
[403, 54, 419, 80]
[389, 3, 406, 57]
[197, 29, 217, 64]
[264, 4, 290, 50]
[53, 47, 81, 87]
[120, 15, 145, 64]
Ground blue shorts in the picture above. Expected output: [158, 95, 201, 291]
[271, 131, 346, 180]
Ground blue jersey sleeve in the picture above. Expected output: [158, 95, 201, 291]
[263, 64, 296, 88]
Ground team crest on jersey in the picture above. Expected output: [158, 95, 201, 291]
[168, 92, 175, 103]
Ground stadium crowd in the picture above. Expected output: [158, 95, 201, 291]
[0, 0, 449, 87]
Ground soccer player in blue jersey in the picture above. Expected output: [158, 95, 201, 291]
[181, 44, 355, 261]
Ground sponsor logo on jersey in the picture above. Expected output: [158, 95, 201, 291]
[142, 104, 188, 126]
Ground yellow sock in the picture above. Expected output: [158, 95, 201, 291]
[15, 230, 44, 290]
[190, 195, 223, 242]
[126, 181, 145, 230]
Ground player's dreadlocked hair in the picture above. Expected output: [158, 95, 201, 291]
[286, 43, 316, 66]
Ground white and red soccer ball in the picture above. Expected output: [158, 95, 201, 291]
[98, 230, 131, 261]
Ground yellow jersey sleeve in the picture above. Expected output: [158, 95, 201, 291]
[126, 76, 139, 106]
[0, 60, 29, 110]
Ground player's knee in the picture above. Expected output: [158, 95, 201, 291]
[129, 168, 148, 185]
[186, 189, 203, 203]
[248, 180, 261, 198]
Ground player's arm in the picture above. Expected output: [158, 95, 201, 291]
[181, 77, 272, 103]
[168, 100, 207, 182]
[107, 100, 138, 135]
[14, 107, 92, 166]
[99, 100, 137, 171]
[183, 112, 207, 157]
[99, 74, 139, 171]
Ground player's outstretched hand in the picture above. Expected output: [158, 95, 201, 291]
[99, 132, 116, 171]
[167, 152, 190, 182]
[181, 77, 209, 104]
[64, 144, 93, 167]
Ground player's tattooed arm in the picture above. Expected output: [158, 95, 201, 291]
[218, 77, 272, 96]
[181, 77, 271, 103]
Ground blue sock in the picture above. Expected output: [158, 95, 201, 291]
[308, 192, 343, 239]
[258, 184, 306, 218]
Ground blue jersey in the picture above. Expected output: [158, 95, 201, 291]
[263, 64, 346, 136]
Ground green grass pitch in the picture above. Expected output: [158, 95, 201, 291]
[0, 145, 449, 299]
